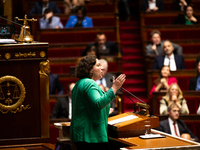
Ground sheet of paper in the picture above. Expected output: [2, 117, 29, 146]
[108, 115, 138, 125]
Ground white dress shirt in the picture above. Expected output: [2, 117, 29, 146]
[164, 54, 177, 71]
[68, 97, 72, 119]
[148, 0, 156, 10]
[168, 117, 180, 137]
[96, 77, 107, 87]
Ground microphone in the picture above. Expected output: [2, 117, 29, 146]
[110, 79, 152, 116]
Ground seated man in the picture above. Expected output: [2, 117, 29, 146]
[81, 32, 123, 56]
[156, 103, 198, 141]
[96, 59, 118, 116]
[153, 40, 185, 71]
[39, 8, 64, 29]
[146, 30, 182, 56]
[28, 0, 61, 18]
[50, 83, 75, 119]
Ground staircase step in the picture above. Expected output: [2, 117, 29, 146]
[120, 33, 140, 40]
[122, 70, 145, 75]
[122, 63, 143, 68]
[122, 48, 142, 55]
[125, 79, 145, 84]
[120, 21, 140, 27]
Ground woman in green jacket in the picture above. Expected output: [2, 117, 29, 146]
[70, 55, 126, 150]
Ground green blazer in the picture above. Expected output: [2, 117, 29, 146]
[70, 78, 116, 143]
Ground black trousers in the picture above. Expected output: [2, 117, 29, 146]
[74, 142, 111, 150]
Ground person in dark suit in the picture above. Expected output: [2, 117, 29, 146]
[50, 83, 75, 119]
[153, 40, 185, 71]
[189, 59, 200, 91]
[49, 73, 65, 95]
[81, 32, 123, 56]
[156, 103, 198, 141]
[141, 0, 164, 12]
[28, 0, 61, 18]
[96, 59, 118, 116]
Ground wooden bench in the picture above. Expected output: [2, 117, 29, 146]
[49, 56, 122, 74]
[35, 27, 117, 44]
[141, 25, 200, 43]
[23, 0, 116, 15]
[140, 11, 200, 27]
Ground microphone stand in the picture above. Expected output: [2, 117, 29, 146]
[110, 79, 152, 117]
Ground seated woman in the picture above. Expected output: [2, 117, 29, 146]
[189, 58, 200, 90]
[173, 5, 199, 25]
[160, 83, 190, 115]
[150, 65, 177, 97]
[173, 0, 192, 11]
[65, 5, 93, 28]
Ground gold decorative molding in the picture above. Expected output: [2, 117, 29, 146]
[40, 51, 46, 58]
[39, 60, 50, 76]
[15, 52, 36, 58]
[5, 53, 11, 59]
[0, 75, 31, 114]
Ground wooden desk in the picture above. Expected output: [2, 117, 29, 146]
[109, 129, 200, 149]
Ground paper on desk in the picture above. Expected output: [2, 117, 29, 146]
[108, 115, 138, 125]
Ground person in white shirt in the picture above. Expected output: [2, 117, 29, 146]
[153, 40, 185, 71]
[157, 103, 198, 141]
[50, 83, 75, 119]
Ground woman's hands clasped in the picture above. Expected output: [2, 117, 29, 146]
[111, 74, 126, 94]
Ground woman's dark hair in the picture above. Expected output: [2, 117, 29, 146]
[76, 5, 86, 17]
[75, 55, 96, 79]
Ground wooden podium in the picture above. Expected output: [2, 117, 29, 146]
[0, 43, 53, 149]
[108, 112, 159, 138]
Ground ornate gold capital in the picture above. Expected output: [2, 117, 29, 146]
[39, 60, 50, 76]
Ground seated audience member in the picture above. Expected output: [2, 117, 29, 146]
[197, 104, 200, 115]
[86, 45, 100, 59]
[46, 67, 65, 95]
[173, 5, 199, 25]
[157, 103, 198, 141]
[50, 83, 75, 119]
[189, 59, 200, 91]
[153, 40, 185, 71]
[39, 8, 64, 29]
[98, 84, 117, 117]
[150, 65, 177, 97]
[96, 59, 117, 116]
[160, 83, 189, 115]
[65, 5, 93, 28]
[81, 32, 123, 56]
[194, 56, 200, 68]
[173, 0, 192, 11]
[64, 0, 85, 15]
[28, 0, 61, 18]
[141, 0, 164, 12]
[146, 30, 182, 56]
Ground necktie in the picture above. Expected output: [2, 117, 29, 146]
[173, 122, 179, 136]
[100, 78, 103, 85]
